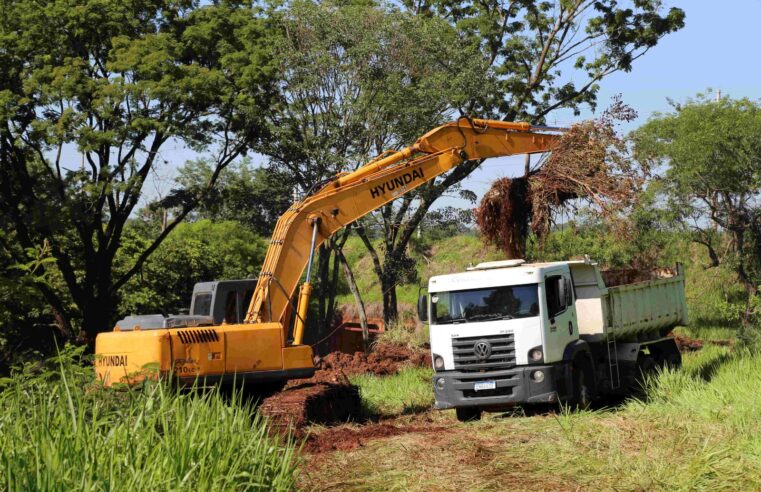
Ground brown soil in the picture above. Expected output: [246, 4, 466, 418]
[670, 333, 733, 352]
[320, 343, 432, 376]
[304, 422, 444, 454]
[673, 334, 704, 351]
[258, 343, 431, 433]
[258, 381, 362, 434]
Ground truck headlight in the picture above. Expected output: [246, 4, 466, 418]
[435, 378, 445, 390]
[433, 354, 445, 370]
[529, 348, 543, 362]
[531, 370, 545, 383]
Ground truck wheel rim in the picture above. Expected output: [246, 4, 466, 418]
[579, 371, 590, 408]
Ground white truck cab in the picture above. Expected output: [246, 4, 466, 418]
[420, 258, 687, 421]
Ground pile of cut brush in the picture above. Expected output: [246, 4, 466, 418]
[475, 98, 647, 257]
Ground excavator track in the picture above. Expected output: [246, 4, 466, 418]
[257, 370, 362, 434]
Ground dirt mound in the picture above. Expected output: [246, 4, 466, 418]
[285, 368, 351, 388]
[304, 422, 444, 453]
[674, 334, 704, 351]
[259, 381, 361, 434]
[320, 343, 432, 376]
[671, 333, 733, 352]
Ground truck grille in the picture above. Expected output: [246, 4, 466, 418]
[452, 333, 515, 371]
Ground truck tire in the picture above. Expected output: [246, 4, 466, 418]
[630, 354, 657, 397]
[456, 407, 482, 422]
[637, 355, 657, 378]
[564, 358, 594, 410]
[663, 352, 682, 369]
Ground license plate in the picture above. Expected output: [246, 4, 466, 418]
[474, 381, 496, 391]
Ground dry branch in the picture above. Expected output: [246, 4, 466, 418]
[475, 98, 646, 257]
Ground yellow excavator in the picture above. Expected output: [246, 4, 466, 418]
[95, 118, 563, 392]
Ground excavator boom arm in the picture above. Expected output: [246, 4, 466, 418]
[246, 118, 563, 335]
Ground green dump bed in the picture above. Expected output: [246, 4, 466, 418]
[570, 262, 688, 340]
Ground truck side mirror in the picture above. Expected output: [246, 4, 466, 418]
[565, 278, 573, 305]
[417, 294, 428, 323]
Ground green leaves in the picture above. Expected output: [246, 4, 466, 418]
[0, 0, 279, 338]
[633, 95, 761, 328]
[412, 0, 684, 120]
[0, 346, 298, 490]
[260, 1, 494, 188]
[116, 220, 266, 317]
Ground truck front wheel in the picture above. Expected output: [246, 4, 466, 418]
[456, 407, 482, 422]
[564, 358, 594, 410]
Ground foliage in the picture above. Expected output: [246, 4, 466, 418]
[0, 345, 298, 490]
[0, 0, 278, 340]
[375, 322, 430, 351]
[0, 231, 76, 371]
[258, 0, 493, 330]
[262, 0, 492, 191]
[176, 159, 294, 237]
[356, 0, 684, 321]
[407, 0, 685, 120]
[527, 196, 685, 270]
[633, 95, 761, 330]
[116, 220, 267, 317]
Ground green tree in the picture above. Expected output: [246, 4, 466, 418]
[0, 1, 277, 341]
[358, 0, 685, 322]
[633, 95, 761, 332]
[260, 0, 491, 329]
[117, 220, 267, 317]
[175, 158, 295, 237]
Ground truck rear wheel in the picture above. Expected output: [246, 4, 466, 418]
[637, 355, 657, 378]
[456, 407, 482, 422]
[663, 352, 682, 369]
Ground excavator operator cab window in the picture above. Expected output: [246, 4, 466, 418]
[224, 291, 237, 324]
[192, 293, 212, 316]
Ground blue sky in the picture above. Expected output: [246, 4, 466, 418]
[463, 0, 761, 201]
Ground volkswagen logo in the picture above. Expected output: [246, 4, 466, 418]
[473, 340, 492, 360]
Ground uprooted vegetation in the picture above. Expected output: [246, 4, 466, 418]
[475, 99, 646, 258]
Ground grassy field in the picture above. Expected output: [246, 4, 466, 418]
[349, 367, 434, 417]
[0, 347, 299, 491]
[0, 233, 754, 491]
[307, 342, 761, 491]
[303, 237, 758, 490]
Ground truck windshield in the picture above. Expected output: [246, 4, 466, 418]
[431, 284, 539, 324]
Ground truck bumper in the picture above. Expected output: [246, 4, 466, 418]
[432, 365, 564, 410]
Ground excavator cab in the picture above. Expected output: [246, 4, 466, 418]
[190, 279, 257, 325]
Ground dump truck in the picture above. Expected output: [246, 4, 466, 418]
[419, 258, 688, 421]
[95, 118, 565, 425]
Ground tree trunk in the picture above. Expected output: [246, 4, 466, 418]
[381, 271, 398, 326]
[337, 249, 370, 353]
[80, 296, 116, 348]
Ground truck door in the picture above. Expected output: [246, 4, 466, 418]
[544, 272, 578, 362]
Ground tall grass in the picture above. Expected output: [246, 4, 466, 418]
[0, 346, 298, 491]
